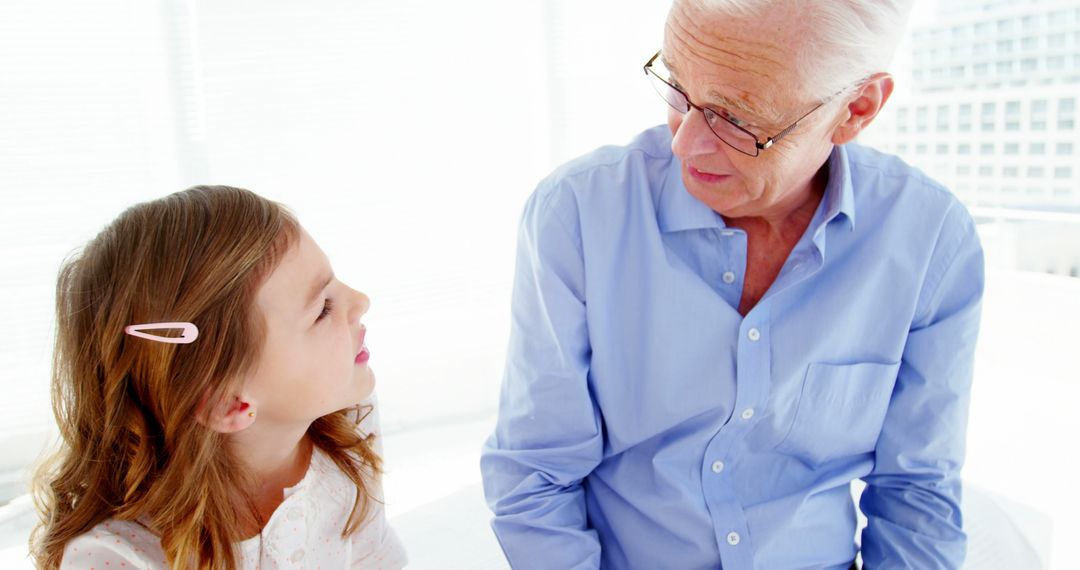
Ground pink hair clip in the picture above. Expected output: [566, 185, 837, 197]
[124, 322, 199, 344]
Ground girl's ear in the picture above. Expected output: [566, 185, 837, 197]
[196, 391, 258, 433]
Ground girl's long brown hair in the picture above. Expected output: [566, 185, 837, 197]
[31, 186, 382, 569]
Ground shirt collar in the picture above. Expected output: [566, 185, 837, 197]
[657, 154, 727, 233]
[657, 145, 856, 234]
[821, 144, 856, 232]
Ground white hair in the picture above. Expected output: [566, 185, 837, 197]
[694, 0, 914, 102]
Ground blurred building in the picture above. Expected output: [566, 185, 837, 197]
[863, 0, 1080, 277]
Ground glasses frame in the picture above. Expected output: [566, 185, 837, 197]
[644, 50, 833, 157]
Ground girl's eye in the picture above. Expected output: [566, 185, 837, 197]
[316, 299, 333, 322]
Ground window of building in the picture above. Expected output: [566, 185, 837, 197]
[997, 39, 1015, 54]
[1003, 166, 1019, 177]
[980, 142, 996, 155]
[1027, 166, 1045, 178]
[1054, 166, 1072, 179]
[1030, 142, 1047, 154]
[974, 62, 990, 76]
[1004, 143, 1019, 155]
[979, 165, 994, 176]
[1048, 55, 1066, 70]
[996, 18, 1016, 35]
[1020, 58, 1038, 72]
[957, 165, 972, 175]
[1048, 9, 1069, 28]
[1047, 33, 1067, 49]
[1021, 15, 1039, 32]
[936, 104, 950, 130]
[996, 60, 1014, 74]
[1057, 142, 1074, 155]
[916, 106, 929, 132]
[958, 104, 972, 131]
[936, 143, 949, 154]
[916, 143, 928, 154]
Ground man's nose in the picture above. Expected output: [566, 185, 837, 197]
[671, 108, 725, 159]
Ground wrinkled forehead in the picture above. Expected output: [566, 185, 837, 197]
[662, 0, 810, 124]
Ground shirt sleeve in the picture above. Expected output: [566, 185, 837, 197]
[351, 394, 408, 569]
[860, 202, 985, 569]
[350, 494, 408, 570]
[60, 523, 159, 569]
[480, 184, 604, 570]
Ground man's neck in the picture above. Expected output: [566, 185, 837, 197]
[723, 164, 828, 240]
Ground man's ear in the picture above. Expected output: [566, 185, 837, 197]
[831, 72, 894, 146]
[196, 390, 258, 434]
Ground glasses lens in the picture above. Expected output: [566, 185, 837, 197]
[647, 71, 689, 114]
[703, 110, 760, 156]
[645, 59, 761, 157]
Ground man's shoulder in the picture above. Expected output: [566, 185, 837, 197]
[845, 143, 972, 229]
[535, 125, 672, 200]
[845, 143, 956, 206]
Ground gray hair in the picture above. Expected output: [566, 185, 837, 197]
[696, 0, 914, 102]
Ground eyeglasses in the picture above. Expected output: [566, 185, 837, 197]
[643, 50, 832, 157]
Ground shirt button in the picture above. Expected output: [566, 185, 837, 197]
[290, 549, 306, 563]
[741, 408, 755, 420]
[747, 328, 761, 341]
[727, 531, 741, 546]
[722, 271, 736, 284]
[711, 460, 725, 473]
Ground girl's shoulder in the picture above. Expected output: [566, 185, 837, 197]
[60, 519, 167, 569]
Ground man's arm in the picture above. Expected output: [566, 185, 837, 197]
[480, 185, 604, 570]
[861, 203, 985, 569]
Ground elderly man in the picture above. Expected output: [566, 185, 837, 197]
[481, 0, 982, 568]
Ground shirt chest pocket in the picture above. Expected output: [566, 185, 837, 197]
[774, 361, 901, 468]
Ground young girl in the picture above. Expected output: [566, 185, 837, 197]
[31, 186, 407, 569]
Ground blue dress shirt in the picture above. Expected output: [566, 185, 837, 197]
[481, 125, 983, 569]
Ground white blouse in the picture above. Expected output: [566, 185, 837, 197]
[60, 417, 407, 569]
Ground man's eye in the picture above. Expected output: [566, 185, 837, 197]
[316, 299, 333, 322]
[718, 108, 746, 127]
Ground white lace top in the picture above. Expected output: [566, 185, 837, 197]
[59, 418, 407, 569]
